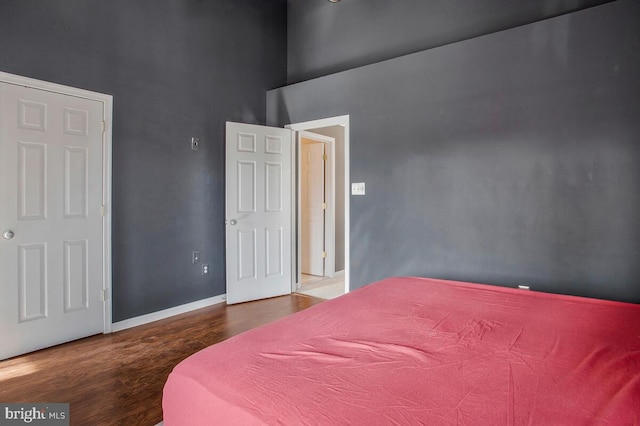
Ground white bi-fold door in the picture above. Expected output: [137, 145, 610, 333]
[0, 80, 105, 360]
[225, 122, 292, 304]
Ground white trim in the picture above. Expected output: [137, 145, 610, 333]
[111, 295, 226, 332]
[0, 72, 113, 102]
[286, 115, 350, 295]
[0, 71, 114, 334]
[102, 90, 114, 333]
[289, 130, 297, 294]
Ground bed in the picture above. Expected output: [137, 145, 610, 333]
[163, 277, 640, 424]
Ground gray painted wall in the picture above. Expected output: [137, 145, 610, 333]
[269, 0, 640, 303]
[287, 0, 613, 83]
[0, 0, 287, 321]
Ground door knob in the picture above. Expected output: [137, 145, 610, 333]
[2, 230, 14, 240]
[229, 219, 237, 226]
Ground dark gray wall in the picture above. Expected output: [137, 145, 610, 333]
[0, 0, 287, 321]
[269, 0, 640, 303]
[287, 0, 613, 83]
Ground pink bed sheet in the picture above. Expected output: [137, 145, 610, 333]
[163, 277, 640, 425]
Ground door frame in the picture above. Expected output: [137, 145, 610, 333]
[286, 115, 350, 295]
[297, 131, 335, 282]
[0, 71, 114, 333]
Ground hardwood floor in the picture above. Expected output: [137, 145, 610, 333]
[0, 294, 323, 425]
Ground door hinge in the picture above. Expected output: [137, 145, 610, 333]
[322, 251, 327, 259]
[322, 203, 327, 210]
[102, 120, 106, 133]
[100, 205, 106, 217]
[323, 154, 327, 161]
[101, 289, 108, 301]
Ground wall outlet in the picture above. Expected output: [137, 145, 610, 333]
[351, 182, 365, 195]
[191, 137, 200, 150]
[192, 251, 200, 264]
[202, 263, 209, 275]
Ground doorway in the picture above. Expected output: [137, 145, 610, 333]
[286, 116, 350, 300]
[299, 131, 335, 278]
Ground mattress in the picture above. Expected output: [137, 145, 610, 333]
[163, 277, 640, 425]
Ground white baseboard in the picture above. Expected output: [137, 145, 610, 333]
[110, 295, 226, 333]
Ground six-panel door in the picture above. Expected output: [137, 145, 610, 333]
[225, 122, 292, 304]
[0, 81, 104, 360]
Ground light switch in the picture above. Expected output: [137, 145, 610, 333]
[351, 182, 365, 195]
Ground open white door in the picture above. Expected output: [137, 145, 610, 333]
[0, 80, 105, 360]
[225, 122, 292, 304]
[301, 141, 325, 276]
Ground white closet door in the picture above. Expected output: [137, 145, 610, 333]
[0, 81, 104, 360]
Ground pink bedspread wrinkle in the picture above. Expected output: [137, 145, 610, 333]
[163, 277, 640, 425]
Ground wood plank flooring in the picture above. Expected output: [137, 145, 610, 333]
[0, 294, 323, 425]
